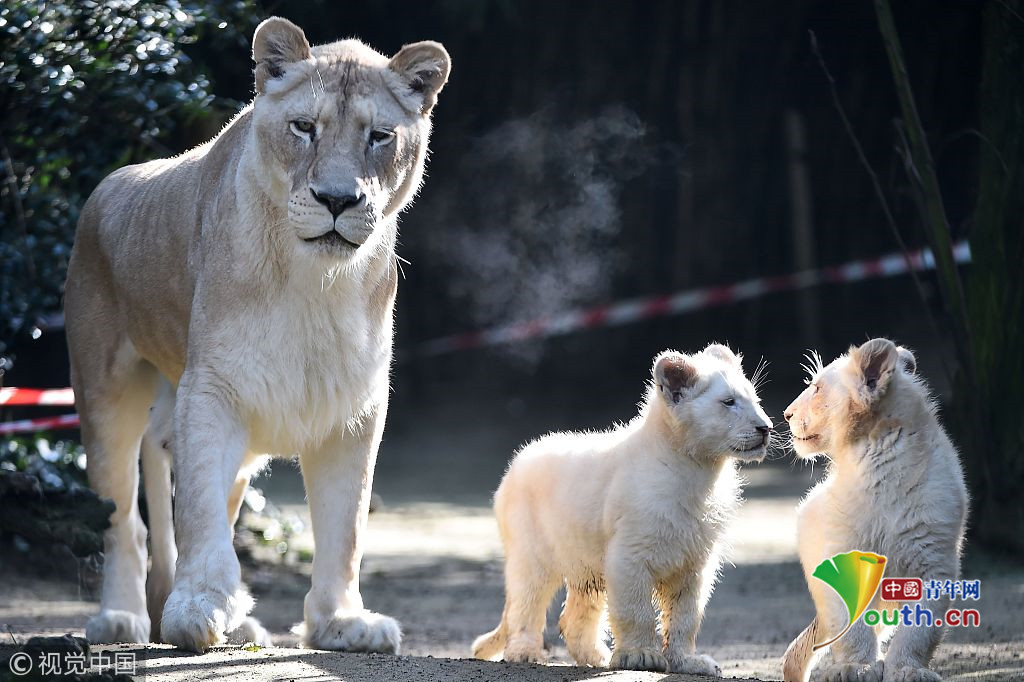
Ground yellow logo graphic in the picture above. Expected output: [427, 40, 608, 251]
[812, 550, 887, 650]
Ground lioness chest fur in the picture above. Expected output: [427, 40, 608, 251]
[782, 339, 968, 682]
[64, 17, 449, 653]
[473, 344, 773, 675]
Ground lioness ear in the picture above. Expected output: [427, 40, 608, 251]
[850, 338, 899, 404]
[253, 17, 312, 95]
[897, 346, 917, 375]
[389, 41, 451, 114]
[653, 352, 700, 405]
[703, 343, 741, 367]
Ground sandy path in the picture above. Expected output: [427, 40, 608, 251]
[2, 466, 1021, 681]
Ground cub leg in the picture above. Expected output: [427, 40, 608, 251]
[559, 586, 610, 667]
[605, 544, 668, 672]
[294, 405, 401, 653]
[656, 570, 721, 677]
[160, 375, 250, 652]
[881, 595, 946, 682]
[79, 358, 159, 644]
[500, 552, 559, 663]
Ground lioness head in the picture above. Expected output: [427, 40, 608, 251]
[249, 17, 450, 260]
[653, 343, 773, 462]
[784, 338, 918, 458]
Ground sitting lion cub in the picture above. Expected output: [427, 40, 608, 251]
[473, 344, 773, 674]
[782, 339, 967, 682]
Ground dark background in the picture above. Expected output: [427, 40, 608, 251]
[2, 2, 1019, 544]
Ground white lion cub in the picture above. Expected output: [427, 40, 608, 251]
[473, 344, 773, 674]
[782, 339, 968, 682]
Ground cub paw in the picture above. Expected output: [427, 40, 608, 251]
[503, 633, 544, 663]
[296, 609, 401, 654]
[610, 646, 669, 672]
[570, 641, 611, 667]
[227, 616, 274, 647]
[884, 666, 941, 682]
[667, 652, 722, 676]
[86, 609, 150, 644]
[823, 660, 884, 682]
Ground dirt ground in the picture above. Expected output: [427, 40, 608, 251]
[2, 464, 1022, 681]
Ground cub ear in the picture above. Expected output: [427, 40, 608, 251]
[850, 338, 899, 404]
[653, 352, 700, 405]
[897, 346, 917, 375]
[253, 17, 312, 94]
[389, 41, 451, 114]
[703, 343, 742, 367]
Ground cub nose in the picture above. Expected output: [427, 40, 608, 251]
[310, 188, 365, 219]
[783, 410, 793, 422]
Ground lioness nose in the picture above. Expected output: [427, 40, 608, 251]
[311, 188, 365, 219]
[756, 425, 771, 436]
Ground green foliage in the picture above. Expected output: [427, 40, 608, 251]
[1, 435, 88, 492]
[0, 0, 257, 361]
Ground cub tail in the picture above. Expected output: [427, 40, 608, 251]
[782, 615, 824, 682]
[471, 608, 508, 661]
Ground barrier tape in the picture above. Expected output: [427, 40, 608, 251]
[0, 241, 971, 434]
[0, 387, 75, 406]
[0, 413, 80, 435]
[417, 241, 971, 356]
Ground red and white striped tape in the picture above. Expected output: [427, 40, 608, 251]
[0, 387, 76, 406]
[417, 241, 971, 356]
[0, 240, 971, 434]
[0, 413, 80, 435]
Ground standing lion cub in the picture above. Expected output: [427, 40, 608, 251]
[473, 344, 773, 674]
[782, 339, 968, 682]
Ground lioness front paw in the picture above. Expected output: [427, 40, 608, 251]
[666, 652, 722, 676]
[86, 609, 150, 644]
[160, 588, 239, 652]
[823, 660, 884, 682]
[227, 616, 274, 647]
[884, 665, 940, 682]
[610, 646, 669, 672]
[297, 609, 401, 654]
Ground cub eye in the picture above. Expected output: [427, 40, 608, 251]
[722, 397, 736, 407]
[369, 128, 395, 146]
[290, 120, 316, 137]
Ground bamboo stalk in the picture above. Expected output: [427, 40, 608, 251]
[872, 0, 974, 376]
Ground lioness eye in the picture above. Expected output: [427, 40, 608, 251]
[290, 120, 315, 137]
[722, 397, 736, 407]
[369, 128, 395, 146]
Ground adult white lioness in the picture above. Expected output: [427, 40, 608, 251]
[781, 339, 967, 682]
[64, 17, 450, 653]
[473, 344, 773, 674]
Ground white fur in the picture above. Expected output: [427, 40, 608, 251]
[65, 18, 449, 653]
[781, 340, 967, 682]
[473, 344, 773, 673]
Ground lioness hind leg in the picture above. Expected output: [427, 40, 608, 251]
[76, 355, 159, 644]
[560, 586, 610, 667]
